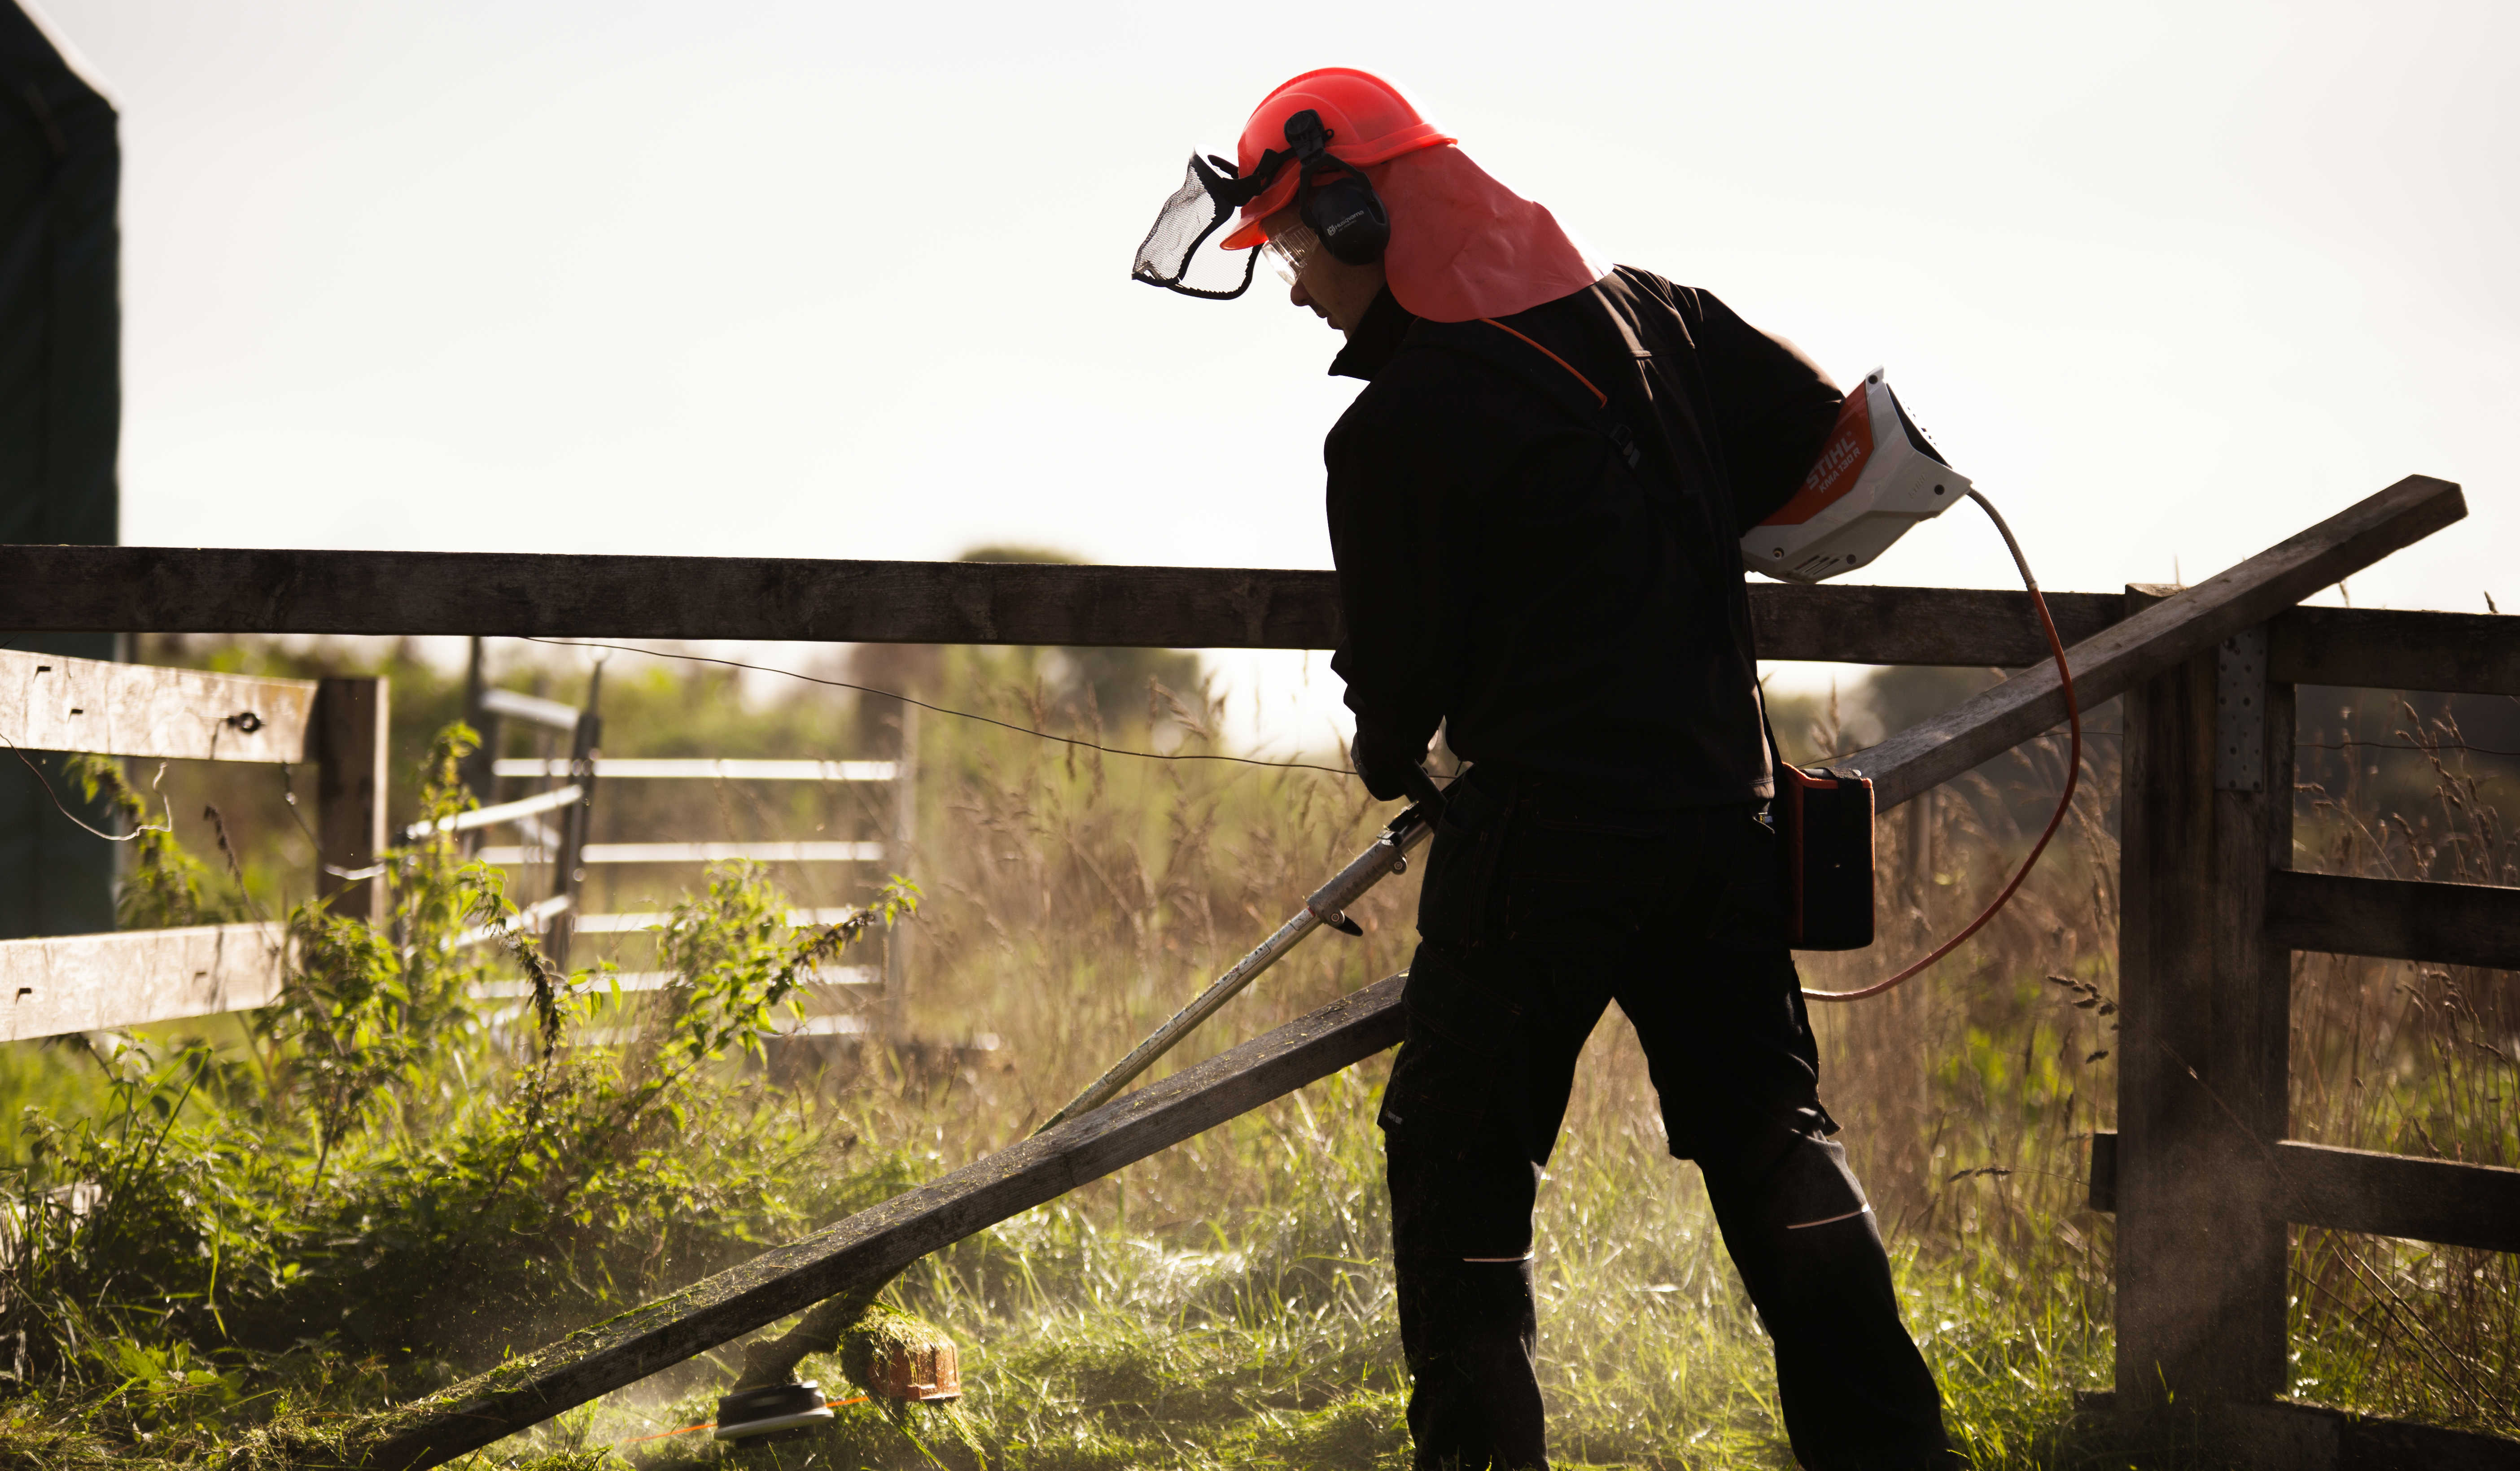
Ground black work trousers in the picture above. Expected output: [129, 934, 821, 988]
[1378, 771, 1956, 1471]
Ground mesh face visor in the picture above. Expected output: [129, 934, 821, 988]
[1131, 154, 1269, 300]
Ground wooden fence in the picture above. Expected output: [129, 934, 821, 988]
[0, 474, 2513, 1468]
[0, 643, 919, 1045]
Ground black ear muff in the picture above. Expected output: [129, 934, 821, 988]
[1301, 166, 1390, 265]
[1281, 108, 1391, 266]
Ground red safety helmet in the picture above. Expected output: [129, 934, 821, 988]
[1130, 67, 1603, 319]
[1216, 69, 1453, 249]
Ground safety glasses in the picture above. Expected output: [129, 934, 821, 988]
[1261, 223, 1322, 286]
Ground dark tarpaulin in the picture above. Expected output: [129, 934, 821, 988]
[0, 1, 118, 938]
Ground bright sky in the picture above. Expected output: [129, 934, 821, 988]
[35, 0, 2520, 734]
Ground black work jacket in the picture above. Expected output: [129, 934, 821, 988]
[1324, 267, 1842, 806]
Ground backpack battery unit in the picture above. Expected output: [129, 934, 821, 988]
[1742, 370, 1966, 585]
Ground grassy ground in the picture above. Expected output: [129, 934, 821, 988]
[0, 643, 2508, 1468]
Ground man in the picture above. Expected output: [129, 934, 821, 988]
[1133, 69, 1958, 1471]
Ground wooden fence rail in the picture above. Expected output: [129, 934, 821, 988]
[2263, 870, 2520, 971]
[0, 645, 315, 763]
[1, 481, 2510, 693]
[2271, 1143, 2520, 1257]
[2091, 1134, 2520, 1257]
[0, 922, 289, 1042]
[1835, 477, 2464, 809]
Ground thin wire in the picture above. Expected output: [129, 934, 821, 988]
[2298, 738, 2520, 757]
[274, 760, 330, 855]
[14, 626, 2496, 869]
[1806, 489, 2080, 1004]
[1818, 731, 2520, 764]
[0, 731, 172, 841]
[519, 636, 1359, 777]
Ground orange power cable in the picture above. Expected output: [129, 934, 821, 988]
[1478, 318, 1608, 406]
[1803, 489, 2082, 1003]
[616, 1394, 871, 1446]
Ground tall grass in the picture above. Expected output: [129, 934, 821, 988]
[2283, 699, 2518, 1428]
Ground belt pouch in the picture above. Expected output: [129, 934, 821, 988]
[1777, 763, 1875, 950]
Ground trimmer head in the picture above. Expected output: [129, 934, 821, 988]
[863, 1335, 962, 1402]
[1741, 369, 1969, 584]
[712, 1380, 835, 1441]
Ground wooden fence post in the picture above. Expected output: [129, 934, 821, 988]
[547, 667, 603, 972]
[459, 637, 503, 843]
[313, 676, 389, 927]
[881, 701, 918, 1040]
[2115, 590, 2296, 1427]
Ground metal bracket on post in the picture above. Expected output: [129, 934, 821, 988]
[2215, 625, 2268, 793]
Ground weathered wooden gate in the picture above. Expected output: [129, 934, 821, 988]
[0, 474, 2512, 1468]
[2089, 587, 2520, 1467]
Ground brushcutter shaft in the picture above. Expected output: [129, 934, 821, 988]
[1038, 798, 1439, 1131]
[1041, 909, 1321, 1126]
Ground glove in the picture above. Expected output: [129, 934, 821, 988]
[1349, 727, 1427, 803]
